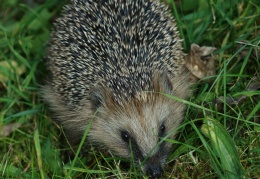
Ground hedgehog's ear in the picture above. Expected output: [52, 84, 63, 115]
[161, 73, 173, 93]
[90, 84, 115, 111]
[90, 85, 105, 111]
[152, 72, 173, 94]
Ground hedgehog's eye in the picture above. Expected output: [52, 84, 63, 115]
[159, 124, 165, 137]
[121, 130, 130, 143]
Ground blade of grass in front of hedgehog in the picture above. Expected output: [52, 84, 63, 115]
[65, 123, 92, 177]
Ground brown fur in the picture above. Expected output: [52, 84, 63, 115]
[43, 68, 191, 163]
[87, 69, 191, 157]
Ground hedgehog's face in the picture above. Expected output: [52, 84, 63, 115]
[88, 85, 186, 178]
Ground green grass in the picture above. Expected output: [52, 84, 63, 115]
[0, 0, 259, 178]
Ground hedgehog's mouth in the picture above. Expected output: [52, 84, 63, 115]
[131, 142, 168, 179]
[142, 153, 166, 179]
[121, 132, 169, 178]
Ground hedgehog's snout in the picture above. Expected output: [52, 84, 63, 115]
[143, 153, 164, 178]
[146, 164, 163, 179]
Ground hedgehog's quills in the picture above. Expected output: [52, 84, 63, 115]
[43, 0, 193, 178]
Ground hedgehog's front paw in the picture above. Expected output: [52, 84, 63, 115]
[185, 43, 217, 82]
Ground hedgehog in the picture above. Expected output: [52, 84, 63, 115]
[43, 0, 192, 177]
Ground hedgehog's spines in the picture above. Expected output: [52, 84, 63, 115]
[47, 0, 185, 107]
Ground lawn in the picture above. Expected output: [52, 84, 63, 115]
[0, 0, 259, 178]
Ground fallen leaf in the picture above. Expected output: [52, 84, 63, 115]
[0, 60, 26, 82]
[0, 122, 22, 137]
[185, 43, 217, 81]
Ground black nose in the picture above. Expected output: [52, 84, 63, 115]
[146, 165, 163, 178]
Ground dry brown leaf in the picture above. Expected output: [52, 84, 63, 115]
[0, 60, 26, 82]
[0, 122, 22, 137]
[185, 43, 217, 81]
